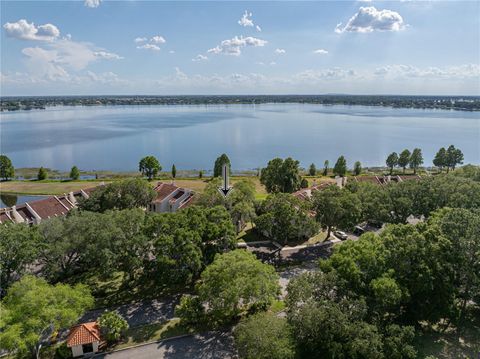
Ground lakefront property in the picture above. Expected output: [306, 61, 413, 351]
[1, 1, 480, 359]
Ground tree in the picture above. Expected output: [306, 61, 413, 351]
[0, 155, 14, 180]
[213, 154, 231, 177]
[308, 163, 316, 176]
[79, 178, 156, 212]
[398, 149, 411, 174]
[409, 148, 423, 174]
[235, 312, 295, 359]
[446, 145, 464, 172]
[0, 276, 93, 359]
[37, 167, 47, 180]
[354, 161, 362, 176]
[323, 160, 329, 176]
[433, 147, 446, 172]
[312, 185, 362, 238]
[139, 155, 161, 180]
[171, 164, 177, 179]
[189, 250, 280, 325]
[255, 193, 319, 245]
[0, 224, 41, 295]
[333, 155, 347, 177]
[386, 152, 398, 175]
[98, 311, 129, 343]
[260, 157, 302, 193]
[199, 170, 203, 179]
[69, 166, 80, 180]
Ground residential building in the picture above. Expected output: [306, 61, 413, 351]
[66, 322, 101, 357]
[148, 182, 194, 213]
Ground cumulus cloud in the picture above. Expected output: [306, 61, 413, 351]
[150, 35, 166, 44]
[313, 49, 329, 54]
[192, 54, 208, 62]
[84, 0, 101, 8]
[238, 11, 254, 27]
[374, 64, 480, 79]
[137, 44, 161, 51]
[208, 36, 267, 56]
[94, 51, 123, 60]
[275, 48, 286, 54]
[335, 6, 405, 33]
[3, 19, 60, 41]
[134, 37, 147, 43]
[19, 38, 123, 82]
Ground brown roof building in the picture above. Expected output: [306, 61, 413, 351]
[0, 188, 95, 225]
[149, 182, 194, 213]
[66, 322, 101, 357]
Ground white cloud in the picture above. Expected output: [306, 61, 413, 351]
[192, 54, 208, 62]
[3, 19, 60, 41]
[256, 25, 262, 32]
[136, 44, 161, 51]
[150, 35, 166, 44]
[94, 51, 123, 60]
[374, 64, 480, 79]
[208, 36, 267, 56]
[134, 37, 147, 43]
[84, 0, 101, 8]
[238, 11, 254, 27]
[335, 6, 405, 33]
[313, 49, 329, 54]
[275, 48, 286, 54]
[169, 50, 175, 54]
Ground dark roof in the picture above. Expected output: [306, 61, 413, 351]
[152, 182, 182, 203]
[28, 197, 68, 219]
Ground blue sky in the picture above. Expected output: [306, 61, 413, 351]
[1, 0, 479, 95]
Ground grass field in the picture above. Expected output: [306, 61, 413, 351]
[0, 176, 271, 196]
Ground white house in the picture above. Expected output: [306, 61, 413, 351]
[66, 322, 101, 357]
[149, 182, 194, 213]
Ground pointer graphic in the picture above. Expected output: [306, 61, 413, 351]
[218, 163, 233, 198]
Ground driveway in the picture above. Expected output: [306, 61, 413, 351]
[98, 332, 237, 359]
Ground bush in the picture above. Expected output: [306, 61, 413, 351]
[98, 311, 129, 343]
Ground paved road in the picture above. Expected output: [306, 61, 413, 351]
[98, 332, 237, 359]
[80, 296, 180, 327]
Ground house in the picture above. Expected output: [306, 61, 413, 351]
[149, 182, 194, 213]
[66, 322, 101, 357]
[293, 181, 333, 201]
[0, 188, 96, 225]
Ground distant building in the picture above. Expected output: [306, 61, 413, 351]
[293, 181, 332, 200]
[353, 174, 422, 186]
[148, 182, 194, 213]
[0, 188, 96, 225]
[66, 321, 101, 357]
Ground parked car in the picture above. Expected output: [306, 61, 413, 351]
[334, 231, 348, 240]
[353, 226, 366, 236]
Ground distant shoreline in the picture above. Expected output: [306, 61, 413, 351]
[1, 94, 479, 112]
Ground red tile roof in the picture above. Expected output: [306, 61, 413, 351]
[66, 322, 101, 347]
[28, 197, 68, 219]
[152, 182, 182, 203]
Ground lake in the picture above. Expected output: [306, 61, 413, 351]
[0, 194, 48, 208]
[0, 104, 479, 171]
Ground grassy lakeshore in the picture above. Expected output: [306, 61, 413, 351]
[0, 176, 272, 196]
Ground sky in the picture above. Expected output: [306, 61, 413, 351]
[1, 0, 479, 96]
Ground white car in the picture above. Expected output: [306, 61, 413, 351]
[334, 231, 348, 240]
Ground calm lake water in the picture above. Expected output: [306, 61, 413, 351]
[1, 104, 479, 171]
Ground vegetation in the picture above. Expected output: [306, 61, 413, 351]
[139, 155, 161, 180]
[323, 160, 329, 176]
[3, 95, 479, 112]
[0, 276, 93, 358]
[308, 163, 316, 176]
[255, 193, 319, 245]
[446, 144, 464, 172]
[213, 153, 231, 177]
[409, 148, 423, 174]
[260, 157, 302, 193]
[353, 160, 362, 176]
[37, 167, 48, 180]
[398, 149, 411, 173]
[176, 250, 280, 326]
[235, 312, 295, 359]
[78, 178, 156, 212]
[333, 155, 347, 177]
[171, 164, 176, 179]
[98, 311, 129, 343]
[0, 154, 14, 180]
[386, 152, 398, 175]
[69, 166, 80, 180]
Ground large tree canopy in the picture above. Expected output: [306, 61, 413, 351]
[139, 155, 161, 179]
[0, 154, 14, 180]
[213, 153, 231, 177]
[260, 157, 302, 193]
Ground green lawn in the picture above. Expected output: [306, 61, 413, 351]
[113, 319, 192, 350]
